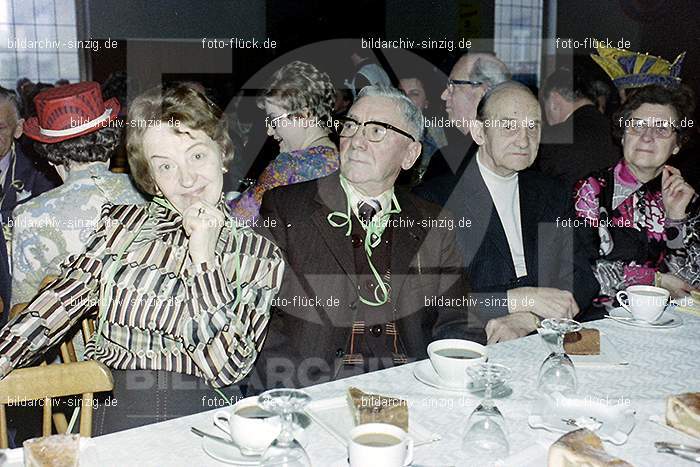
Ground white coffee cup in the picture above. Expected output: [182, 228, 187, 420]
[348, 423, 414, 467]
[427, 339, 487, 386]
[213, 396, 281, 455]
[616, 285, 669, 322]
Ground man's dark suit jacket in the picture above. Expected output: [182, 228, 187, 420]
[537, 105, 620, 193]
[422, 129, 477, 183]
[251, 172, 484, 390]
[415, 157, 600, 322]
[1, 141, 59, 226]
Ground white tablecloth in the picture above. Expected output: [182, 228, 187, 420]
[8, 311, 700, 466]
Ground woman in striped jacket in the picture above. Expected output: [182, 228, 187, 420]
[0, 83, 284, 434]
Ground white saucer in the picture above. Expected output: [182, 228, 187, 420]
[608, 307, 682, 329]
[202, 437, 260, 465]
[412, 360, 507, 395]
[413, 359, 469, 391]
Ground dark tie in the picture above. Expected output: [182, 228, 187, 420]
[357, 199, 380, 224]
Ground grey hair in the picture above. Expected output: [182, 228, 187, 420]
[0, 86, 21, 121]
[470, 55, 511, 89]
[356, 85, 424, 140]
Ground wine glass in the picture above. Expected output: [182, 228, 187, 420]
[537, 318, 582, 396]
[461, 363, 511, 463]
[258, 388, 311, 467]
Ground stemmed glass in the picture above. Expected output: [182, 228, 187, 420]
[461, 363, 511, 463]
[258, 388, 312, 467]
[537, 318, 582, 396]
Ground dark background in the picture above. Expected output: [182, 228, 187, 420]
[80, 0, 699, 184]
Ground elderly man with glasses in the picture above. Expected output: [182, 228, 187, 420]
[252, 85, 484, 390]
[418, 53, 511, 184]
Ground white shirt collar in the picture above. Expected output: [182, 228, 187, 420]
[476, 150, 518, 182]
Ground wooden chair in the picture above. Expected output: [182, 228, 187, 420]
[0, 360, 114, 448]
[5, 275, 101, 441]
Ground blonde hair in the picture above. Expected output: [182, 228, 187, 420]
[126, 83, 233, 195]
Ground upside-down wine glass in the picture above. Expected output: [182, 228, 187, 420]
[536, 318, 582, 396]
[462, 363, 511, 463]
[258, 388, 312, 467]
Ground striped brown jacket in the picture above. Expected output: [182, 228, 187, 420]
[0, 200, 284, 388]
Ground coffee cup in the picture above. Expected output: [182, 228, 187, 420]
[616, 285, 669, 322]
[427, 339, 487, 386]
[213, 396, 281, 455]
[348, 423, 413, 467]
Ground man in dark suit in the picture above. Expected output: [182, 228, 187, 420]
[417, 81, 599, 344]
[537, 67, 620, 193]
[422, 53, 511, 182]
[254, 86, 483, 389]
[0, 87, 58, 231]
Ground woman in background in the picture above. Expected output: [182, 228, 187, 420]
[229, 61, 338, 221]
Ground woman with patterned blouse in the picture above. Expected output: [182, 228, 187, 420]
[574, 84, 699, 300]
[228, 61, 339, 221]
[0, 84, 284, 434]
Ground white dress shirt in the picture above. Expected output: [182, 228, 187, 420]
[477, 152, 528, 278]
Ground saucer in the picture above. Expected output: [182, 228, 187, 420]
[202, 437, 260, 465]
[608, 307, 682, 329]
[413, 360, 507, 395]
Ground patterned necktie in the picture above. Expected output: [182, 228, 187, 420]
[357, 199, 380, 224]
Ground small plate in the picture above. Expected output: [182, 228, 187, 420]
[649, 414, 700, 440]
[608, 307, 682, 329]
[202, 437, 260, 465]
[528, 393, 636, 445]
[412, 360, 507, 395]
[537, 328, 628, 366]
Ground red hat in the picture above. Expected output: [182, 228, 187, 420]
[24, 81, 120, 143]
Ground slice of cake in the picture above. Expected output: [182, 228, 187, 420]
[564, 328, 600, 355]
[347, 387, 409, 431]
[548, 428, 633, 467]
[666, 392, 700, 439]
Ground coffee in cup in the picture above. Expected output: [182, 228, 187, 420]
[616, 285, 669, 322]
[213, 396, 280, 455]
[348, 423, 413, 467]
[427, 339, 487, 386]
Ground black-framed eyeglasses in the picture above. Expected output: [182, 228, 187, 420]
[446, 78, 484, 93]
[338, 117, 416, 142]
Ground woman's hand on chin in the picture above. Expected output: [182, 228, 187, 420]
[183, 200, 225, 264]
[662, 165, 695, 219]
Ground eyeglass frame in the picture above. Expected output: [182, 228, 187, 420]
[624, 118, 677, 139]
[338, 116, 417, 142]
[445, 78, 484, 93]
[266, 109, 303, 129]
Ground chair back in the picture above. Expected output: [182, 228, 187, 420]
[0, 360, 114, 448]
